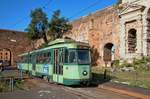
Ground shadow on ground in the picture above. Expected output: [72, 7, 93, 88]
[69, 72, 114, 88]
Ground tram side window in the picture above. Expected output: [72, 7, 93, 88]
[19, 56, 23, 63]
[44, 52, 51, 63]
[29, 55, 31, 63]
[22, 56, 27, 63]
[64, 49, 69, 63]
[59, 49, 64, 64]
[36, 52, 51, 64]
[36, 54, 39, 63]
[47, 52, 51, 63]
[25, 56, 28, 63]
[36, 53, 43, 64]
[69, 50, 77, 63]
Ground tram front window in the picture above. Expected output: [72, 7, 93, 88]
[68, 49, 90, 64]
[69, 50, 77, 63]
[77, 50, 90, 64]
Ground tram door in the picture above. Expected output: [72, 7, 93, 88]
[32, 54, 36, 76]
[53, 49, 63, 83]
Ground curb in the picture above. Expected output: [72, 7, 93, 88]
[98, 85, 150, 99]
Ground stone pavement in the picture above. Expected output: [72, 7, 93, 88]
[98, 82, 150, 99]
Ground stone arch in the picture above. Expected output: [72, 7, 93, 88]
[147, 8, 150, 17]
[0, 48, 12, 66]
[103, 43, 114, 62]
[147, 8, 150, 55]
[128, 28, 137, 53]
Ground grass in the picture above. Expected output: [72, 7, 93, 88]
[0, 80, 29, 92]
[92, 66, 150, 89]
[111, 71, 150, 88]
[0, 82, 9, 92]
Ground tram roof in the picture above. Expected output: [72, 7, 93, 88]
[18, 38, 90, 56]
[48, 38, 75, 46]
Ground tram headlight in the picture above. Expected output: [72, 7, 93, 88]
[82, 71, 88, 76]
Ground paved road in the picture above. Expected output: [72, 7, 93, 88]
[0, 78, 137, 99]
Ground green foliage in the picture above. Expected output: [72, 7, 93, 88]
[26, 8, 48, 42]
[112, 60, 120, 67]
[118, 56, 150, 71]
[0, 82, 9, 92]
[132, 57, 150, 71]
[48, 10, 72, 40]
[15, 80, 26, 90]
[114, 0, 123, 10]
[0, 80, 27, 92]
[116, 0, 122, 5]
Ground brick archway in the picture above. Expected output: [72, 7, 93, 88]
[103, 43, 114, 62]
[147, 8, 150, 55]
[128, 28, 137, 53]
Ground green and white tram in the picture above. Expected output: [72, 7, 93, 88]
[17, 39, 91, 85]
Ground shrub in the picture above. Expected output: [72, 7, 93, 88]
[112, 60, 120, 67]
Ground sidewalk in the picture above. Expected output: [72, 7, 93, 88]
[98, 82, 150, 99]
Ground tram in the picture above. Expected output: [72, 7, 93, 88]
[17, 38, 91, 85]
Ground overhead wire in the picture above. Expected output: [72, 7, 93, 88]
[11, 0, 53, 28]
[68, 0, 101, 20]
[10, 0, 101, 29]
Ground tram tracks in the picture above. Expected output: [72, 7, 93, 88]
[30, 78, 137, 99]
[62, 87, 99, 99]
[34, 78, 97, 99]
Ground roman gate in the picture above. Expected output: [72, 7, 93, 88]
[120, 0, 150, 61]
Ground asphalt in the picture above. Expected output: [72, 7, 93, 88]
[98, 82, 150, 99]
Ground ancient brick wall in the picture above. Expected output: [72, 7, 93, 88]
[0, 29, 33, 66]
[65, 7, 120, 67]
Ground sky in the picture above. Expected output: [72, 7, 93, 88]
[0, 0, 118, 31]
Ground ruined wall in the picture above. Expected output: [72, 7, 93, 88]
[0, 29, 33, 66]
[119, 0, 150, 60]
[65, 7, 120, 66]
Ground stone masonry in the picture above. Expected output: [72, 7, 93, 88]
[120, 0, 150, 61]
[65, 7, 120, 66]
[0, 29, 32, 66]
[65, 0, 150, 66]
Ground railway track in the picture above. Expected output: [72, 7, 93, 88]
[33, 78, 98, 99]
[34, 78, 136, 99]
[62, 87, 99, 99]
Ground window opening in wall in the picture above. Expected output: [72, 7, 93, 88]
[128, 29, 137, 53]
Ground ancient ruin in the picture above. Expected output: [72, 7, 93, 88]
[65, 0, 150, 67]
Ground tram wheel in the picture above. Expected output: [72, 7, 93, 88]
[43, 76, 49, 82]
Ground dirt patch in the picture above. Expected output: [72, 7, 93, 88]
[23, 79, 39, 89]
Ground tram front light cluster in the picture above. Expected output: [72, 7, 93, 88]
[82, 71, 88, 76]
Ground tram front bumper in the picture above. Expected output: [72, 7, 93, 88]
[63, 78, 90, 85]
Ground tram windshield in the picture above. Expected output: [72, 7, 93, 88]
[68, 49, 90, 64]
[77, 49, 90, 64]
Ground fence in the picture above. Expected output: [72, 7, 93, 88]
[0, 70, 29, 92]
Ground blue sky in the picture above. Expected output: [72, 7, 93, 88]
[0, 0, 118, 31]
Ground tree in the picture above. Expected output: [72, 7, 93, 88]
[26, 8, 48, 43]
[116, 0, 122, 5]
[115, 0, 123, 10]
[48, 10, 72, 40]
